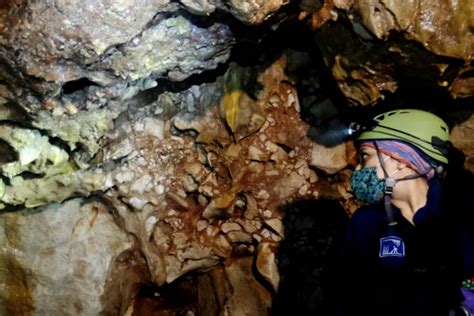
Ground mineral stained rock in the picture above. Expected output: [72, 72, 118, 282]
[99, 15, 234, 82]
[449, 112, 474, 173]
[222, 257, 273, 314]
[0, 124, 111, 208]
[352, 0, 473, 60]
[0, 0, 174, 85]
[305, 0, 474, 104]
[0, 1, 236, 210]
[0, 199, 133, 315]
[103, 57, 350, 293]
[180, 0, 291, 24]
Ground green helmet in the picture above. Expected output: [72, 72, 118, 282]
[357, 109, 450, 164]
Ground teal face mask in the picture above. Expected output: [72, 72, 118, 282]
[350, 167, 385, 204]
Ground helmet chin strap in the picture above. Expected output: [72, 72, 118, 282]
[373, 141, 431, 226]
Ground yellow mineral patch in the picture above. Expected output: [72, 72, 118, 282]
[223, 90, 242, 135]
[1, 215, 34, 315]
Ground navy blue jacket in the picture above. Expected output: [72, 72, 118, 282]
[333, 179, 464, 316]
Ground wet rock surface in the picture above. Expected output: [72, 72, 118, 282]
[304, 0, 474, 104]
[351, 0, 473, 60]
[448, 111, 474, 173]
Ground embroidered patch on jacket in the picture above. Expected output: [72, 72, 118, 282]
[379, 236, 405, 258]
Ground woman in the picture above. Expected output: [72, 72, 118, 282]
[334, 109, 462, 316]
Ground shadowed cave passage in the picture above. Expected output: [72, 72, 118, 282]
[273, 199, 348, 315]
[133, 278, 201, 316]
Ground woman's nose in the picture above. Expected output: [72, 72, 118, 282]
[355, 164, 362, 171]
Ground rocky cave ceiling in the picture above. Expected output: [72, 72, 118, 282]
[0, 0, 472, 315]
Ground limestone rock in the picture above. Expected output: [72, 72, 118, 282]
[0, 3, 234, 174]
[0, 199, 133, 315]
[179, 0, 290, 24]
[311, 1, 474, 104]
[310, 142, 348, 174]
[180, 0, 217, 15]
[223, 258, 273, 315]
[353, 0, 473, 60]
[449, 112, 474, 173]
[102, 15, 233, 82]
[256, 242, 280, 292]
[222, 0, 290, 24]
[0, 1, 174, 83]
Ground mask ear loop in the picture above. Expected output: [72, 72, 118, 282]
[373, 141, 398, 226]
[373, 141, 433, 226]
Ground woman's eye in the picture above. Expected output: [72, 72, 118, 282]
[359, 153, 368, 161]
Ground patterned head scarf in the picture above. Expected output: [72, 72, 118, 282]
[361, 140, 435, 179]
